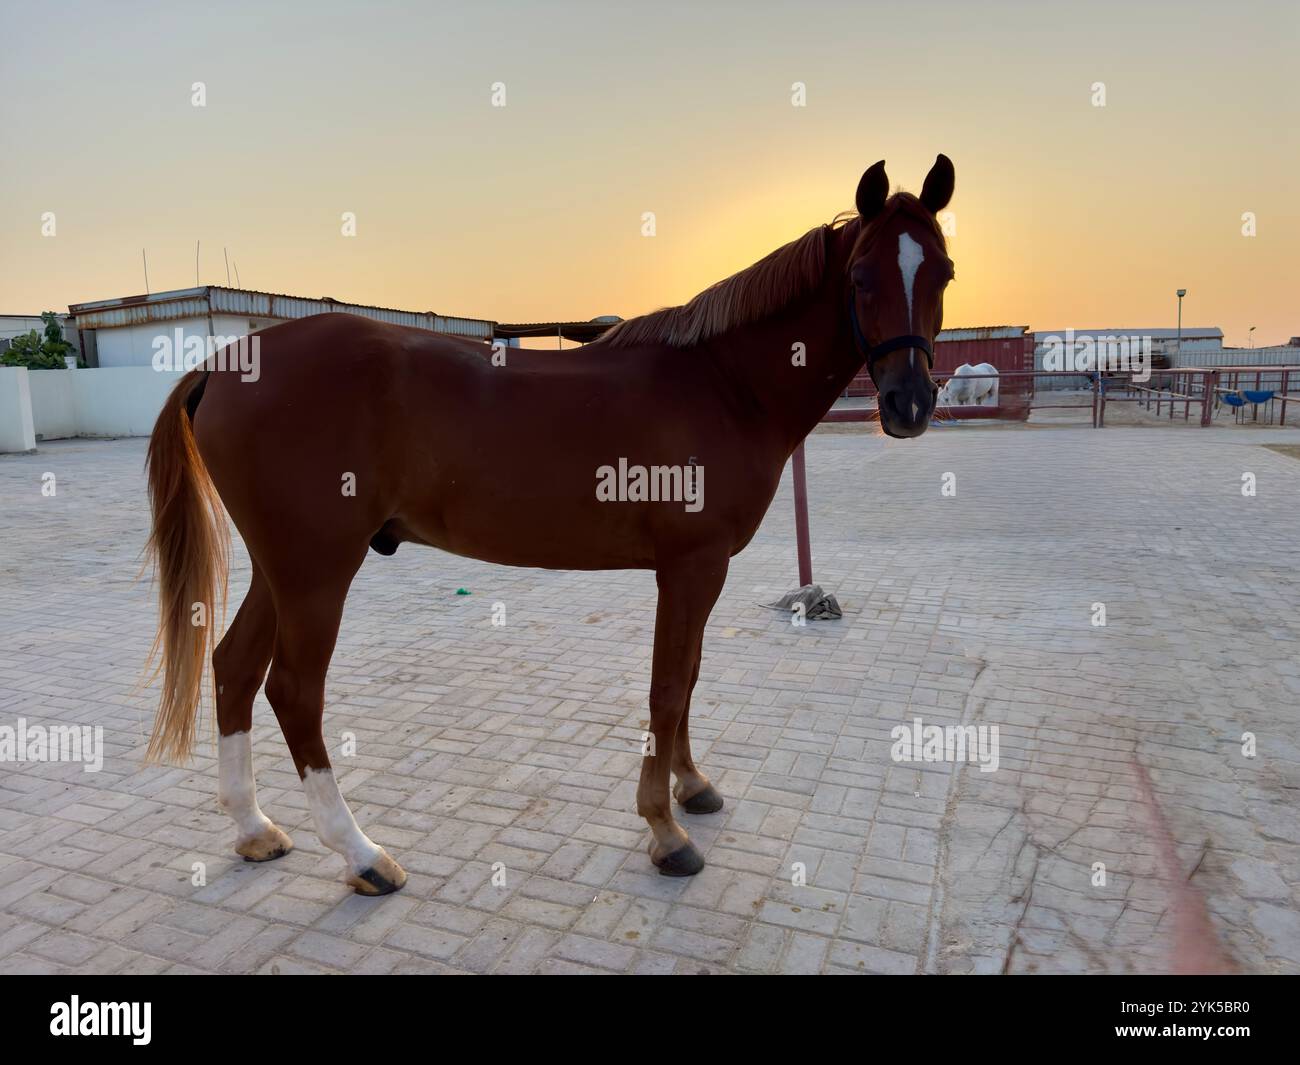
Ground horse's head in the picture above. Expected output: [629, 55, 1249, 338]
[847, 155, 955, 439]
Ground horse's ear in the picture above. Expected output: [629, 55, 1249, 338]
[921, 153, 954, 214]
[856, 161, 889, 220]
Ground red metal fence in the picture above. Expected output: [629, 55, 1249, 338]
[827, 366, 1300, 428]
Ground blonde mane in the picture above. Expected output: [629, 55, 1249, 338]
[595, 215, 857, 350]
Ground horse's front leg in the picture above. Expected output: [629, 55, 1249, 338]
[637, 553, 729, 876]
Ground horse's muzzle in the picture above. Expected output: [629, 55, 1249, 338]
[879, 381, 936, 438]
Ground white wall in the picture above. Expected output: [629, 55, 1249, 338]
[26, 369, 78, 439]
[0, 367, 37, 452]
[94, 319, 209, 368]
[10, 315, 280, 445]
[25, 367, 185, 440]
[213, 313, 276, 338]
[93, 315, 281, 368]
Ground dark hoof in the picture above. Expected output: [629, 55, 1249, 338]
[242, 843, 290, 864]
[653, 841, 706, 877]
[347, 850, 407, 896]
[679, 784, 724, 815]
[235, 824, 294, 863]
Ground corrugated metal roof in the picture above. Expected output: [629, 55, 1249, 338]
[495, 319, 621, 341]
[67, 295, 213, 329]
[67, 285, 494, 339]
[1174, 347, 1300, 368]
[68, 286, 209, 313]
[1033, 327, 1223, 340]
[937, 326, 1028, 341]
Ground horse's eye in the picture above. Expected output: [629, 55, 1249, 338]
[850, 261, 874, 289]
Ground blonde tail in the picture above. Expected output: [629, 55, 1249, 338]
[143, 371, 229, 763]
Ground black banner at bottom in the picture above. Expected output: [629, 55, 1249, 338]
[0, 973, 1287, 1051]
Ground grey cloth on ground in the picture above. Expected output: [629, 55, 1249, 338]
[764, 583, 842, 620]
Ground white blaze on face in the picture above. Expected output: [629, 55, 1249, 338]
[898, 232, 925, 328]
[898, 232, 925, 372]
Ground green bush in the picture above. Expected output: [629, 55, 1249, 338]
[1, 311, 79, 369]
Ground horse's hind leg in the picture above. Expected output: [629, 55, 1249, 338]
[213, 566, 293, 862]
[671, 635, 724, 815]
[262, 555, 407, 896]
[638, 553, 729, 876]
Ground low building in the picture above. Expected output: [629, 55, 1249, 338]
[0, 314, 80, 358]
[66, 286, 495, 368]
[1032, 327, 1224, 390]
[1033, 327, 1225, 359]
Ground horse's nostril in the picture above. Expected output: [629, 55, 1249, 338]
[883, 389, 928, 424]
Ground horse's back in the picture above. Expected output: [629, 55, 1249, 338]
[256, 312, 485, 378]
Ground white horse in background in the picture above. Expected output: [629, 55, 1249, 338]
[937, 362, 999, 406]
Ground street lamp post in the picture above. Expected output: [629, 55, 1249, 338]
[1176, 289, 1186, 358]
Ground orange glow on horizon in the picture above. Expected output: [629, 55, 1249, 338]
[2, 1, 1295, 347]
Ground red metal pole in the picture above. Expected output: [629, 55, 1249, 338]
[792, 442, 813, 586]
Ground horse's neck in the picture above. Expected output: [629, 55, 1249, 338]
[712, 268, 863, 458]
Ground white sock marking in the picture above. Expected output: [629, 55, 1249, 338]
[303, 767, 382, 872]
[218, 731, 274, 842]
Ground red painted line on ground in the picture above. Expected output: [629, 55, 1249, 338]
[1130, 757, 1235, 974]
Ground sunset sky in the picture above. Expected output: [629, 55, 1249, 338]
[2, 0, 1296, 345]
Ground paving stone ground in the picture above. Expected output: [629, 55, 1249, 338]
[1, 423, 1298, 974]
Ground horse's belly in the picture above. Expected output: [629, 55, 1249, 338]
[398, 493, 658, 571]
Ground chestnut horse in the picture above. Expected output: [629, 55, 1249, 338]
[145, 156, 954, 894]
